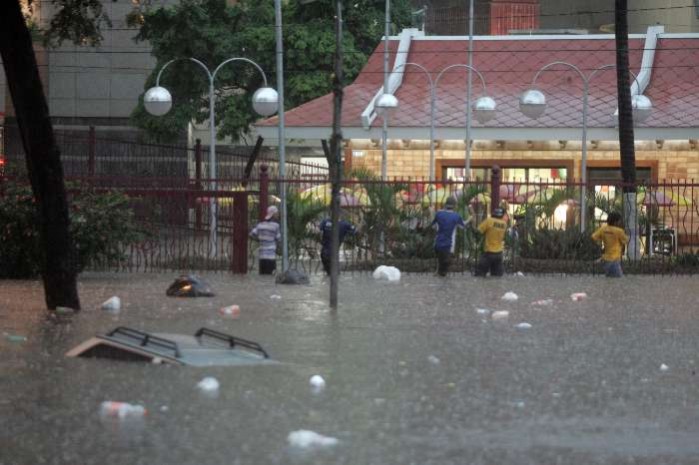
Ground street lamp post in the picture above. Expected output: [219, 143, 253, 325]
[519, 62, 652, 231]
[376, 63, 496, 182]
[382, 0, 391, 181]
[465, 0, 475, 181]
[144, 57, 278, 258]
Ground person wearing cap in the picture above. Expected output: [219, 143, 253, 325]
[475, 207, 508, 277]
[318, 211, 357, 275]
[430, 196, 466, 277]
[250, 206, 281, 275]
[591, 211, 629, 277]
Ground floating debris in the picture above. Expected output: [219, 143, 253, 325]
[570, 292, 588, 301]
[288, 430, 339, 448]
[99, 401, 147, 420]
[515, 322, 532, 329]
[492, 311, 510, 320]
[219, 305, 241, 318]
[100, 296, 121, 313]
[197, 377, 220, 394]
[309, 375, 326, 390]
[372, 265, 401, 282]
[501, 292, 519, 301]
[3, 333, 27, 343]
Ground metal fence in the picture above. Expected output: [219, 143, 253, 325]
[270, 175, 699, 276]
[2, 125, 699, 274]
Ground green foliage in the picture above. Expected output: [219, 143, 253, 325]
[0, 181, 145, 278]
[40, 0, 112, 47]
[285, 189, 327, 265]
[129, 0, 412, 142]
[674, 251, 699, 267]
[519, 227, 601, 261]
[0, 183, 42, 278]
[390, 205, 435, 259]
[349, 167, 406, 257]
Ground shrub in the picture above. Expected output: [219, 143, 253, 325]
[519, 226, 601, 261]
[0, 181, 146, 278]
[674, 251, 699, 267]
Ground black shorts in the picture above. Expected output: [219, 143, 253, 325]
[475, 252, 504, 277]
[259, 259, 276, 275]
[435, 249, 451, 276]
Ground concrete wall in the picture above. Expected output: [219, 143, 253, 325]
[627, 0, 699, 33]
[540, 0, 699, 33]
[35, 0, 161, 124]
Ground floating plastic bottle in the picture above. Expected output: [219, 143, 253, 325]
[219, 305, 241, 318]
[3, 333, 27, 343]
[99, 401, 147, 419]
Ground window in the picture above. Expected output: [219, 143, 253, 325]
[443, 166, 567, 182]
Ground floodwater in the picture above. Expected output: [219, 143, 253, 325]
[1, 272, 699, 465]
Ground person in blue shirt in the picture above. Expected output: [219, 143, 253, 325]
[431, 196, 466, 276]
[319, 212, 357, 275]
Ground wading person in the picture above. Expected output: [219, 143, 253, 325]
[250, 206, 281, 275]
[591, 211, 629, 277]
[319, 211, 357, 275]
[474, 207, 508, 277]
[430, 196, 466, 277]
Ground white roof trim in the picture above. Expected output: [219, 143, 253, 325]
[360, 28, 423, 130]
[255, 125, 698, 143]
[410, 33, 649, 41]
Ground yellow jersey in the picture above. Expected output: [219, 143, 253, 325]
[478, 217, 508, 253]
[591, 225, 629, 261]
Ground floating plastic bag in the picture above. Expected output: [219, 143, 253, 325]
[491, 311, 510, 320]
[101, 296, 121, 313]
[372, 265, 401, 282]
[288, 430, 339, 448]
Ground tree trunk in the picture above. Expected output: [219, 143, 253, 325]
[327, 0, 344, 309]
[615, 0, 639, 260]
[0, 1, 81, 310]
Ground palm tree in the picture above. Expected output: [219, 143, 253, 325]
[347, 167, 406, 259]
[285, 190, 327, 272]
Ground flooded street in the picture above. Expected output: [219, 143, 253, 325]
[2, 272, 699, 465]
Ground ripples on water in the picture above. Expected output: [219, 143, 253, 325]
[1, 273, 698, 465]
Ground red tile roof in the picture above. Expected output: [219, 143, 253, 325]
[257, 34, 699, 132]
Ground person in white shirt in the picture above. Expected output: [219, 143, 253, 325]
[250, 206, 281, 275]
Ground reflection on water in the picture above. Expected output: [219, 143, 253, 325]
[1, 273, 699, 465]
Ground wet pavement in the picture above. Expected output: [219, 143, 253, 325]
[1, 272, 699, 465]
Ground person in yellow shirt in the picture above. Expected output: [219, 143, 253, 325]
[591, 211, 629, 277]
[475, 207, 508, 277]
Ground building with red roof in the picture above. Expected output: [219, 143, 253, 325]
[256, 25, 699, 184]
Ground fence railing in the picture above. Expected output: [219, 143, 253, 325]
[2, 125, 699, 274]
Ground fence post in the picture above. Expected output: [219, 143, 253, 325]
[490, 165, 501, 215]
[259, 164, 269, 222]
[88, 125, 96, 177]
[231, 191, 248, 274]
[195, 138, 203, 230]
